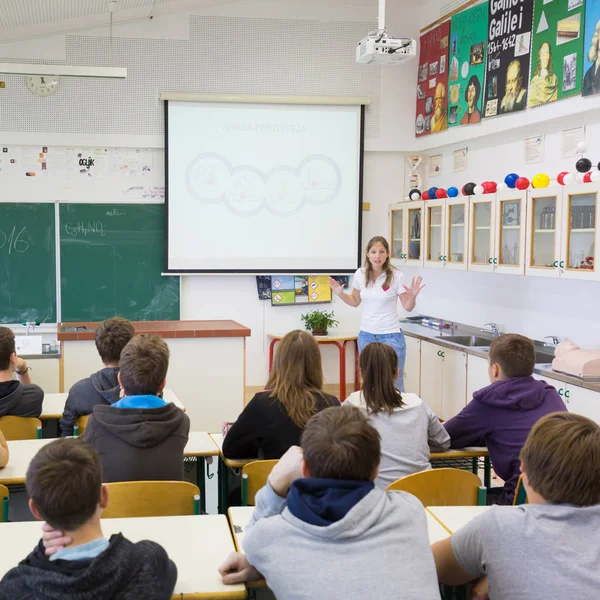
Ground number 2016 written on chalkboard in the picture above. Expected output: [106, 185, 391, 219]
[0, 226, 29, 254]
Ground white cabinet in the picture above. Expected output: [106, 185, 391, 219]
[445, 197, 469, 271]
[466, 354, 490, 405]
[389, 201, 424, 266]
[419, 340, 466, 420]
[424, 200, 445, 269]
[558, 383, 600, 424]
[403, 335, 421, 395]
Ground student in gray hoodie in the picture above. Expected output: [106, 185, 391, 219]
[60, 318, 134, 436]
[219, 406, 442, 600]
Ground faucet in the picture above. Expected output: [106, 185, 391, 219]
[544, 336, 561, 347]
[481, 323, 501, 338]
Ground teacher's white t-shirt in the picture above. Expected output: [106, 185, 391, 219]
[352, 267, 405, 334]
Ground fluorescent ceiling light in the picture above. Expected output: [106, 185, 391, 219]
[0, 64, 126, 78]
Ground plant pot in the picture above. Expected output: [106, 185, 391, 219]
[311, 328, 328, 336]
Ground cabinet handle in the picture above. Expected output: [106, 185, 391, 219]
[488, 258, 493, 264]
[437, 350, 441, 357]
[441, 351, 445, 358]
[559, 261, 565, 268]
[553, 260, 558, 268]
[558, 388, 564, 396]
[564, 389, 570, 399]
[493, 258, 498, 265]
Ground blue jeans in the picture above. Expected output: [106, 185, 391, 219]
[357, 330, 406, 392]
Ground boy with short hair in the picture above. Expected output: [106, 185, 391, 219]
[0, 326, 43, 418]
[433, 412, 600, 598]
[0, 438, 177, 599]
[60, 317, 135, 436]
[219, 405, 441, 600]
[443, 333, 566, 504]
[83, 334, 190, 482]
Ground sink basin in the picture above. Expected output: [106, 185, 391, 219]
[436, 335, 493, 347]
[534, 350, 555, 364]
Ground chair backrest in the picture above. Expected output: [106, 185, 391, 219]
[386, 468, 485, 506]
[241, 460, 278, 505]
[75, 414, 90, 436]
[0, 416, 42, 440]
[101, 481, 201, 518]
[0, 484, 9, 522]
[513, 474, 528, 505]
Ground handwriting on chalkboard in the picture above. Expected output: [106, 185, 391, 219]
[0, 226, 29, 254]
[64, 221, 106, 237]
[106, 209, 126, 217]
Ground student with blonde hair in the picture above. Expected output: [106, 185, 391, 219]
[345, 341, 449, 489]
[223, 329, 339, 459]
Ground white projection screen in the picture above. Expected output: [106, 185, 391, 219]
[164, 99, 364, 273]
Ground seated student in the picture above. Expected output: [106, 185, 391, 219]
[0, 428, 8, 467]
[82, 334, 190, 482]
[0, 438, 176, 599]
[345, 341, 450, 489]
[432, 412, 600, 599]
[60, 317, 134, 436]
[219, 406, 441, 600]
[443, 333, 566, 504]
[222, 329, 339, 459]
[0, 326, 43, 418]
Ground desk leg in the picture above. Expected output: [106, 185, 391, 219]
[484, 456, 491, 489]
[332, 342, 346, 401]
[218, 457, 229, 514]
[196, 458, 206, 514]
[354, 340, 359, 392]
[268, 339, 278, 373]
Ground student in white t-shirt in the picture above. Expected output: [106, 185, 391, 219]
[345, 341, 449, 489]
[329, 236, 424, 391]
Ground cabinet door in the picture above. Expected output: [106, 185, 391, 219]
[390, 204, 406, 263]
[403, 335, 421, 395]
[561, 185, 599, 281]
[466, 354, 490, 405]
[405, 203, 425, 266]
[561, 384, 600, 425]
[424, 200, 445, 269]
[495, 191, 526, 275]
[441, 347, 467, 420]
[468, 195, 495, 272]
[526, 188, 562, 278]
[420, 341, 443, 417]
[445, 198, 468, 271]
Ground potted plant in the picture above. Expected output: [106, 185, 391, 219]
[300, 310, 339, 336]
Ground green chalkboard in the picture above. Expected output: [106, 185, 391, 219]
[0, 203, 57, 324]
[59, 204, 180, 322]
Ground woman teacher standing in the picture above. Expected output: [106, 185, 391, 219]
[329, 236, 425, 392]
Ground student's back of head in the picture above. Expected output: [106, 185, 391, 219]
[488, 333, 535, 379]
[301, 405, 381, 481]
[0, 327, 16, 371]
[95, 317, 134, 366]
[119, 334, 169, 396]
[359, 342, 404, 415]
[265, 329, 328, 428]
[521, 411, 600, 506]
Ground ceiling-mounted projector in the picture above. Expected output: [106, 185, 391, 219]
[356, 0, 416, 65]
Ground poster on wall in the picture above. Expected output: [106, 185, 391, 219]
[416, 21, 451, 137]
[583, 0, 600, 95]
[484, 0, 534, 118]
[271, 275, 332, 306]
[528, 0, 585, 107]
[448, 2, 488, 127]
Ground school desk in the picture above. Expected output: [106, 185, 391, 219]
[426, 505, 491, 534]
[267, 332, 359, 401]
[0, 515, 246, 599]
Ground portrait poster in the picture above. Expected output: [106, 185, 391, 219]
[416, 21, 451, 137]
[448, 2, 488, 128]
[583, 0, 600, 96]
[484, 0, 534, 118]
[528, 0, 585, 107]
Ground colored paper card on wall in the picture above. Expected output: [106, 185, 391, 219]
[583, 0, 600, 96]
[271, 275, 332, 306]
[529, 0, 585, 106]
[448, 2, 489, 128]
[484, 0, 534, 117]
[416, 21, 451, 137]
[307, 275, 332, 303]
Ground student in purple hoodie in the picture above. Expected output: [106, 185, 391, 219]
[443, 333, 566, 504]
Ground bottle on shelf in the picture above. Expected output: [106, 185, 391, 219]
[540, 207, 548, 230]
[548, 205, 555, 230]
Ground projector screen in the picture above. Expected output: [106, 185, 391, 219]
[165, 100, 364, 273]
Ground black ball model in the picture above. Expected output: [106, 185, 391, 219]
[408, 188, 422, 201]
[576, 158, 592, 173]
[463, 182, 476, 195]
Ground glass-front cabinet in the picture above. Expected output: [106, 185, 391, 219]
[390, 204, 406, 262]
[424, 200, 445, 268]
[468, 194, 495, 272]
[445, 197, 469, 270]
[494, 190, 526, 274]
[526, 188, 562, 278]
[389, 202, 424, 266]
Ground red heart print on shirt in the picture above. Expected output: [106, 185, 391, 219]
[382, 286, 390, 292]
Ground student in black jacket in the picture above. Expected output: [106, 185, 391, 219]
[0, 438, 176, 600]
[223, 329, 339, 459]
[0, 326, 43, 418]
[60, 317, 134, 436]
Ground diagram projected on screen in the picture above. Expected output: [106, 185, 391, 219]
[185, 153, 342, 217]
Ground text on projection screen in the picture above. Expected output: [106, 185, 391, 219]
[166, 101, 361, 271]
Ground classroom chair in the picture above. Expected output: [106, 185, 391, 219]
[73, 414, 90, 437]
[0, 485, 9, 522]
[0, 416, 42, 440]
[513, 474, 528, 505]
[386, 468, 486, 506]
[101, 481, 201, 518]
[241, 460, 278, 506]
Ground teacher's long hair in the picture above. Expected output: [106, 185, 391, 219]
[364, 236, 396, 288]
[360, 342, 404, 415]
[266, 330, 328, 428]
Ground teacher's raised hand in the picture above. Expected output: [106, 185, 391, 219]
[402, 276, 426, 300]
[328, 277, 343, 297]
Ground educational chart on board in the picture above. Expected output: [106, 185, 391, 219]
[449, 2, 489, 127]
[484, 0, 534, 117]
[583, 0, 600, 96]
[528, 0, 585, 107]
[271, 275, 332, 306]
[416, 21, 451, 136]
